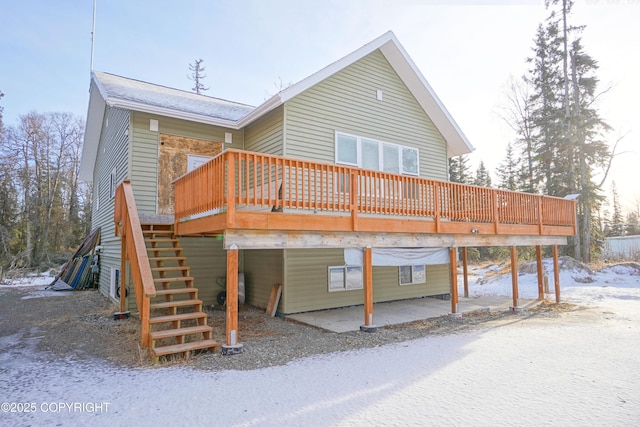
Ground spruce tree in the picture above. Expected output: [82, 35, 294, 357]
[609, 182, 624, 236]
[188, 59, 209, 94]
[496, 143, 519, 191]
[473, 161, 492, 188]
[448, 155, 473, 184]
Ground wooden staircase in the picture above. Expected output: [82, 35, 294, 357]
[142, 223, 217, 361]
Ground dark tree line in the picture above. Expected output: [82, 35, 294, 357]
[0, 105, 90, 272]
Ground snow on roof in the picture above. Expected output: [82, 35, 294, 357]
[93, 71, 255, 122]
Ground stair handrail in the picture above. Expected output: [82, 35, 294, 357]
[114, 180, 156, 347]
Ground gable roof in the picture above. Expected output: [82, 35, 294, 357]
[246, 31, 474, 157]
[80, 31, 473, 181]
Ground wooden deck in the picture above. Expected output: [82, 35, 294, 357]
[172, 149, 576, 248]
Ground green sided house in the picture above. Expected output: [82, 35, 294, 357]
[80, 31, 576, 359]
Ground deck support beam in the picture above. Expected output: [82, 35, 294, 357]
[222, 244, 243, 355]
[360, 246, 376, 332]
[553, 245, 561, 303]
[461, 247, 469, 298]
[510, 246, 521, 311]
[536, 245, 544, 301]
[449, 247, 460, 316]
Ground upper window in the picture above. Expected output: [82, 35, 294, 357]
[187, 154, 213, 172]
[335, 132, 419, 176]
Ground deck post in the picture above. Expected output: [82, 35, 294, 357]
[222, 244, 243, 355]
[553, 245, 561, 303]
[449, 247, 460, 317]
[226, 151, 236, 228]
[360, 246, 376, 332]
[536, 245, 544, 301]
[350, 170, 359, 231]
[510, 246, 521, 311]
[461, 247, 469, 298]
[120, 233, 127, 313]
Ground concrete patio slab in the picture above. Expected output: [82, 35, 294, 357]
[287, 296, 540, 333]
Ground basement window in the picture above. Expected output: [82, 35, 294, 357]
[328, 266, 363, 292]
[399, 265, 426, 286]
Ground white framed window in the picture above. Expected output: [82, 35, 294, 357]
[187, 154, 213, 172]
[110, 267, 120, 299]
[335, 132, 419, 176]
[328, 265, 363, 292]
[399, 265, 426, 286]
[109, 167, 117, 199]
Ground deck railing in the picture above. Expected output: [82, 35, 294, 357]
[173, 149, 576, 233]
[114, 180, 156, 347]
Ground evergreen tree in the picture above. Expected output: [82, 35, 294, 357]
[626, 211, 640, 236]
[448, 155, 473, 184]
[496, 143, 519, 191]
[608, 182, 624, 236]
[473, 161, 492, 188]
[508, 0, 613, 261]
[188, 59, 209, 94]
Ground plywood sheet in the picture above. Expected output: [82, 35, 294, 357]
[158, 134, 223, 214]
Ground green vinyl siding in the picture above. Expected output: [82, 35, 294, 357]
[283, 249, 362, 314]
[284, 50, 448, 180]
[179, 237, 229, 306]
[129, 111, 244, 215]
[282, 248, 451, 314]
[91, 106, 130, 300]
[372, 264, 450, 301]
[244, 106, 284, 155]
[244, 250, 283, 309]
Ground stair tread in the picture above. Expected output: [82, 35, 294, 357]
[148, 256, 186, 261]
[150, 299, 202, 309]
[147, 247, 183, 252]
[153, 276, 194, 283]
[151, 339, 218, 357]
[155, 288, 198, 296]
[149, 312, 208, 324]
[151, 266, 190, 272]
[149, 325, 212, 340]
[145, 238, 179, 243]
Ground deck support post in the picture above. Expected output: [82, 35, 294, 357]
[461, 247, 469, 298]
[553, 245, 561, 303]
[536, 245, 544, 301]
[222, 244, 243, 355]
[449, 247, 460, 317]
[120, 233, 127, 313]
[510, 246, 521, 311]
[360, 246, 376, 332]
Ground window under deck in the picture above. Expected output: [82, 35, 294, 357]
[172, 149, 576, 248]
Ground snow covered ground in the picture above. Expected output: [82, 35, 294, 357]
[1, 260, 639, 426]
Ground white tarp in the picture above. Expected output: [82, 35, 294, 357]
[344, 247, 450, 266]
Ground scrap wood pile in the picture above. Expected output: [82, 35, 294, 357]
[47, 228, 101, 291]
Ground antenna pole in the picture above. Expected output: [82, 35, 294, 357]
[90, 0, 96, 71]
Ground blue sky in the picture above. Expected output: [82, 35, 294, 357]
[1, 0, 638, 209]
